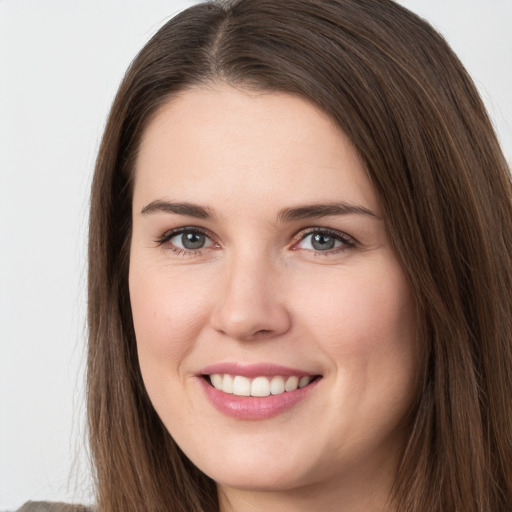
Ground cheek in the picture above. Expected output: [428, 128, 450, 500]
[128, 263, 211, 374]
[293, 258, 417, 377]
[293, 260, 418, 454]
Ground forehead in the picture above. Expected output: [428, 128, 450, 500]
[133, 84, 379, 215]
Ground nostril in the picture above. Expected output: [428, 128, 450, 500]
[210, 296, 292, 341]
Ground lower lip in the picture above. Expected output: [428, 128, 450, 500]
[198, 377, 320, 420]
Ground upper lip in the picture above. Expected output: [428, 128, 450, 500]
[199, 362, 319, 378]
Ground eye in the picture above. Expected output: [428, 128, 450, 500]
[295, 229, 355, 253]
[157, 227, 216, 252]
[171, 231, 209, 250]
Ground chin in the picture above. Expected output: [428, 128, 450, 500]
[182, 434, 313, 492]
[206, 463, 311, 493]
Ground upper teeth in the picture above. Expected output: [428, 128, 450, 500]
[209, 374, 313, 397]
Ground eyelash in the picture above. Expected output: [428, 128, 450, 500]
[155, 227, 217, 257]
[292, 228, 357, 256]
[155, 226, 357, 257]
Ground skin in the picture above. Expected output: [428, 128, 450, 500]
[129, 84, 418, 512]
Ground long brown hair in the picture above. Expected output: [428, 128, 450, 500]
[88, 1, 512, 510]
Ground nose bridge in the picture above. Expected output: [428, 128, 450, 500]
[211, 247, 291, 341]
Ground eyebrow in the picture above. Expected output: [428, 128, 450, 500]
[140, 200, 379, 222]
[141, 200, 214, 219]
[277, 203, 379, 222]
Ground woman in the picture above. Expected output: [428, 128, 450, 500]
[22, 0, 512, 510]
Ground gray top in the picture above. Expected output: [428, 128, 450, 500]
[17, 502, 93, 512]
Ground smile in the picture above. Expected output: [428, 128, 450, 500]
[198, 363, 322, 419]
[208, 374, 314, 397]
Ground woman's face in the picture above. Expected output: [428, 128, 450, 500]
[129, 85, 418, 506]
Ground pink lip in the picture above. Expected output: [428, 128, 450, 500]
[196, 363, 321, 420]
[199, 362, 314, 378]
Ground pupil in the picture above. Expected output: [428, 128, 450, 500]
[312, 233, 334, 251]
[182, 232, 205, 250]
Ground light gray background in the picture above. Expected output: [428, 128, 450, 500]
[1, 1, 511, 510]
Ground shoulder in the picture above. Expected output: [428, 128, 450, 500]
[16, 502, 94, 512]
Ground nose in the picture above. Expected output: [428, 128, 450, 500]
[210, 253, 292, 341]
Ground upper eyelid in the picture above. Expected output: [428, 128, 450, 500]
[156, 225, 357, 248]
[293, 226, 357, 244]
[156, 226, 216, 245]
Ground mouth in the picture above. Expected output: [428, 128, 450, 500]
[197, 363, 323, 419]
[204, 373, 321, 397]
